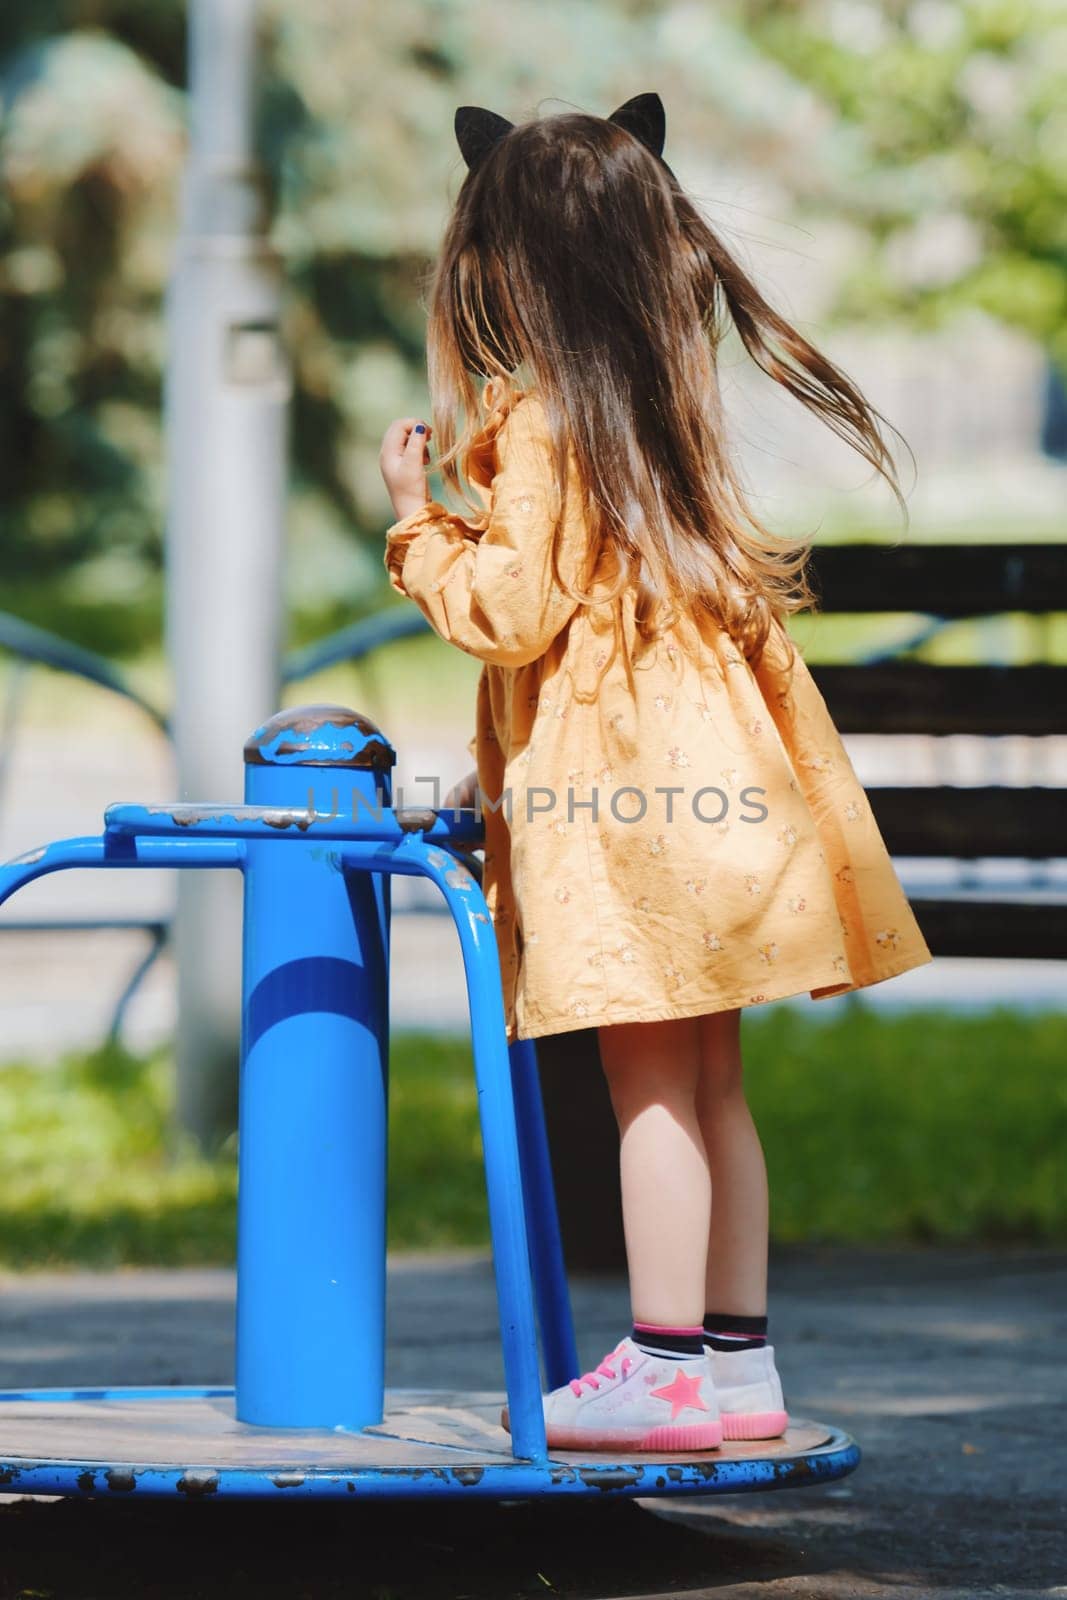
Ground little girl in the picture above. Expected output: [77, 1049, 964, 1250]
[378, 93, 932, 1453]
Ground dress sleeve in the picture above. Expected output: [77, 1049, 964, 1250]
[383, 397, 589, 669]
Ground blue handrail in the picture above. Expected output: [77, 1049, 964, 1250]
[0, 611, 168, 733]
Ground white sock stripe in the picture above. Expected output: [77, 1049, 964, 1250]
[634, 1341, 706, 1361]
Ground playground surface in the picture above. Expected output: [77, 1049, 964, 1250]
[0, 1242, 1062, 1598]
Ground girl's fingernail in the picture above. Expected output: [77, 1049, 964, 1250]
[415, 423, 426, 434]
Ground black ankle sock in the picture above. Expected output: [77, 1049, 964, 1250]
[703, 1311, 768, 1352]
[632, 1322, 705, 1359]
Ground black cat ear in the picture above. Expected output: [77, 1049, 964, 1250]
[607, 91, 666, 159]
[454, 105, 514, 170]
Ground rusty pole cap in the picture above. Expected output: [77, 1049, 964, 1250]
[243, 704, 396, 771]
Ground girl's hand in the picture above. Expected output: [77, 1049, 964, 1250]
[444, 769, 478, 810]
[379, 417, 433, 522]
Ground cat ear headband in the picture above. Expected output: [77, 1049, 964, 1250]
[454, 91, 667, 172]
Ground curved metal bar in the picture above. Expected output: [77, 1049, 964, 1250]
[508, 1039, 580, 1388]
[0, 836, 245, 911]
[0, 611, 168, 733]
[856, 616, 952, 666]
[340, 838, 548, 1467]
[107, 922, 170, 1046]
[433, 845, 579, 1386]
[282, 608, 431, 685]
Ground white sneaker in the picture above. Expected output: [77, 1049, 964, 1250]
[502, 1337, 723, 1452]
[707, 1342, 790, 1440]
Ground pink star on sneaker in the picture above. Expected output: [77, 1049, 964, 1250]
[649, 1366, 709, 1421]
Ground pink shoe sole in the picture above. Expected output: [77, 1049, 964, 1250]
[502, 1410, 724, 1453]
[720, 1409, 790, 1441]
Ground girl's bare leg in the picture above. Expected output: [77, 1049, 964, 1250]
[696, 1008, 769, 1317]
[597, 1016, 710, 1328]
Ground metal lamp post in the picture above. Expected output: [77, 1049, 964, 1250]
[164, 0, 290, 1147]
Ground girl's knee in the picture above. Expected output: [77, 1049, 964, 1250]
[598, 1017, 702, 1117]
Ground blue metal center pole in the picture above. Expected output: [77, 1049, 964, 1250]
[235, 704, 394, 1428]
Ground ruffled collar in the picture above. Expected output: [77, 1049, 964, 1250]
[481, 376, 530, 417]
[465, 380, 533, 488]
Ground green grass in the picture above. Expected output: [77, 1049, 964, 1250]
[0, 1006, 1063, 1268]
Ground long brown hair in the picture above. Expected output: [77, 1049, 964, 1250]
[423, 106, 909, 669]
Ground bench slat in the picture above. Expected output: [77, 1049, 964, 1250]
[806, 543, 1067, 616]
[908, 898, 1067, 960]
[867, 786, 1065, 857]
[811, 663, 1067, 735]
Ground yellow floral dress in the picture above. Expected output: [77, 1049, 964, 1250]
[385, 381, 933, 1042]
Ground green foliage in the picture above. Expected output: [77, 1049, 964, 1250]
[0, 1039, 237, 1267]
[0, 1007, 1063, 1268]
[1, 1, 1063, 651]
[746, 1003, 1067, 1244]
[742, 1, 1067, 370]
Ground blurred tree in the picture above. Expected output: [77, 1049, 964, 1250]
[0, 19, 183, 651]
[0, 0, 1061, 657]
[741, 0, 1067, 374]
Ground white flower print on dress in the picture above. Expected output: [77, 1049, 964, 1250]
[831, 954, 849, 975]
[746, 717, 764, 737]
[875, 928, 901, 950]
[720, 767, 740, 788]
[844, 800, 862, 821]
[632, 895, 652, 914]
[685, 877, 707, 895]
[745, 874, 762, 896]
[569, 998, 590, 1018]
[666, 748, 690, 769]
[663, 965, 685, 990]
[786, 896, 807, 915]
[835, 865, 855, 885]
[554, 885, 572, 905]
[803, 753, 833, 773]
[777, 824, 799, 848]
[648, 833, 667, 856]
[615, 943, 637, 965]
[758, 942, 780, 965]
[513, 494, 536, 514]
[702, 931, 724, 952]
[653, 694, 672, 712]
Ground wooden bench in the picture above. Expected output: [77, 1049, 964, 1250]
[538, 541, 1067, 1270]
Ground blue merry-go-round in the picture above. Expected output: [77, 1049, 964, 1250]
[0, 703, 859, 1501]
